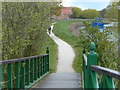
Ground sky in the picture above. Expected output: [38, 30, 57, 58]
[62, 0, 112, 11]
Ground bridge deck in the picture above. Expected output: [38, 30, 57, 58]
[36, 73, 81, 88]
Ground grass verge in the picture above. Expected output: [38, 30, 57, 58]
[40, 34, 58, 72]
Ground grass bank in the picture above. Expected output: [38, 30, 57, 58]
[41, 34, 58, 72]
[53, 20, 83, 73]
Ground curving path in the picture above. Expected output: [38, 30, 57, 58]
[35, 23, 80, 88]
[47, 23, 75, 73]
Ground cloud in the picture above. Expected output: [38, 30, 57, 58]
[62, 0, 112, 10]
[62, 0, 73, 7]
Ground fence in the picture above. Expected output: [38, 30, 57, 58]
[82, 42, 120, 88]
[0, 47, 49, 89]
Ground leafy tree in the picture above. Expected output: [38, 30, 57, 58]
[99, 9, 106, 18]
[2, 2, 61, 60]
[71, 7, 82, 18]
[80, 9, 99, 19]
[71, 7, 99, 19]
[105, 2, 118, 20]
[50, 4, 62, 16]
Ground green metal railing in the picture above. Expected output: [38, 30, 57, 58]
[0, 47, 49, 89]
[82, 42, 120, 89]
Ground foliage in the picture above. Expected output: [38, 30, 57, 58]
[78, 21, 118, 70]
[105, 2, 118, 20]
[40, 35, 58, 72]
[77, 21, 118, 87]
[71, 7, 82, 18]
[51, 5, 62, 16]
[80, 9, 99, 19]
[71, 7, 99, 19]
[99, 9, 106, 18]
[2, 2, 60, 60]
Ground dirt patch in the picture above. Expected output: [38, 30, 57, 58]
[68, 22, 84, 36]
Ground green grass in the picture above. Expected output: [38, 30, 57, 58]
[53, 20, 83, 73]
[40, 35, 58, 72]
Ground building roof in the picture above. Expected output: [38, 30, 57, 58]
[61, 7, 72, 15]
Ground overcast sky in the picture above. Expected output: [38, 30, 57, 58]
[62, 0, 111, 11]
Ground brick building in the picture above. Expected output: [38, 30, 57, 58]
[52, 7, 72, 20]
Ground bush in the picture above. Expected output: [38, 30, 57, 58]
[2, 2, 60, 60]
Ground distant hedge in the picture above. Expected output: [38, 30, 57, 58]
[71, 7, 99, 19]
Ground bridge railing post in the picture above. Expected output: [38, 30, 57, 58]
[82, 49, 87, 88]
[46, 47, 49, 72]
[15, 62, 20, 88]
[99, 75, 115, 88]
[21, 61, 25, 88]
[86, 42, 99, 88]
[0, 64, 4, 89]
[7, 63, 12, 88]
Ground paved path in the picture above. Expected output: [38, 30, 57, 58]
[48, 23, 75, 72]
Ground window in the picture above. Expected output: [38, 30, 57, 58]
[68, 10, 71, 12]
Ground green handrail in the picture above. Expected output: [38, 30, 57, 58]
[82, 42, 120, 89]
[0, 47, 50, 89]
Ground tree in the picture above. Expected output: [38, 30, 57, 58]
[2, 2, 61, 60]
[80, 9, 99, 19]
[71, 7, 82, 18]
[99, 9, 106, 18]
[105, 2, 118, 20]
